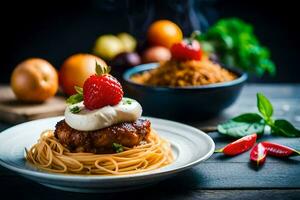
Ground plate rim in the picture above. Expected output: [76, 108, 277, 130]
[0, 116, 215, 181]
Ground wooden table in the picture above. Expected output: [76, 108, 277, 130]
[1, 84, 300, 200]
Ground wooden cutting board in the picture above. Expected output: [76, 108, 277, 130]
[0, 85, 66, 123]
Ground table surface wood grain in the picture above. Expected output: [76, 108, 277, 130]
[1, 84, 300, 200]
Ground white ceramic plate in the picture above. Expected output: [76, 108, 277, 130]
[0, 116, 215, 193]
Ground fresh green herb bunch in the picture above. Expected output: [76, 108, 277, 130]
[193, 18, 276, 76]
[218, 93, 300, 138]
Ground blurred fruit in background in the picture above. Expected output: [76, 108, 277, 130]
[142, 46, 171, 63]
[59, 54, 107, 96]
[110, 52, 141, 68]
[93, 33, 137, 61]
[93, 35, 125, 61]
[10, 58, 58, 102]
[170, 40, 202, 61]
[117, 33, 137, 52]
[147, 20, 183, 48]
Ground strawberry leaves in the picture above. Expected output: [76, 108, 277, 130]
[95, 61, 111, 75]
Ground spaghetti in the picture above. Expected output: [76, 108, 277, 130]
[26, 129, 173, 175]
[131, 58, 236, 87]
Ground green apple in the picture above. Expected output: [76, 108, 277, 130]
[93, 35, 125, 61]
[117, 33, 137, 52]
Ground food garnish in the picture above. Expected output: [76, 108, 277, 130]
[66, 62, 124, 110]
[170, 40, 202, 61]
[66, 86, 83, 105]
[122, 98, 133, 105]
[193, 18, 275, 76]
[70, 106, 81, 114]
[250, 143, 267, 166]
[83, 63, 123, 110]
[218, 93, 300, 138]
[112, 143, 124, 153]
[215, 133, 257, 156]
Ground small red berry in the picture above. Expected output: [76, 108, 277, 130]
[83, 63, 123, 110]
[170, 40, 202, 61]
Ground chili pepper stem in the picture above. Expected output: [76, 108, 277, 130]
[214, 148, 224, 153]
[294, 150, 300, 156]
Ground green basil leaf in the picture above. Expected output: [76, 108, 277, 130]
[232, 113, 263, 123]
[257, 93, 273, 119]
[66, 93, 83, 105]
[271, 119, 300, 137]
[218, 120, 265, 138]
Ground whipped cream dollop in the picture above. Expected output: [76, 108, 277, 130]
[65, 98, 142, 131]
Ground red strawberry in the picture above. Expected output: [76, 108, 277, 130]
[83, 62, 123, 110]
[170, 40, 202, 61]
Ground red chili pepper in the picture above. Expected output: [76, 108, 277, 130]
[250, 143, 267, 166]
[215, 133, 257, 156]
[261, 142, 300, 157]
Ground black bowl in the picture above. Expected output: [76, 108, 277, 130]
[123, 63, 247, 121]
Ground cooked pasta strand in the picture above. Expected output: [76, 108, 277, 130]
[26, 129, 173, 175]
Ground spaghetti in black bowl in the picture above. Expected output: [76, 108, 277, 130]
[123, 63, 247, 121]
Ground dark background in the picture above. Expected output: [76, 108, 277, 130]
[0, 0, 299, 83]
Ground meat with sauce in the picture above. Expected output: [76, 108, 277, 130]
[54, 119, 151, 153]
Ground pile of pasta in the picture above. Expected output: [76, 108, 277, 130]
[132, 58, 236, 87]
[26, 130, 173, 175]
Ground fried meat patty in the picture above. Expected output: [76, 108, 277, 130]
[54, 119, 151, 153]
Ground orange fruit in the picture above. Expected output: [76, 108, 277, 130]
[59, 54, 107, 96]
[147, 20, 183, 48]
[11, 58, 58, 102]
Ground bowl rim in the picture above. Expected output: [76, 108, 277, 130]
[123, 62, 247, 91]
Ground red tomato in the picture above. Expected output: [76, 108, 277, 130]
[170, 40, 202, 61]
